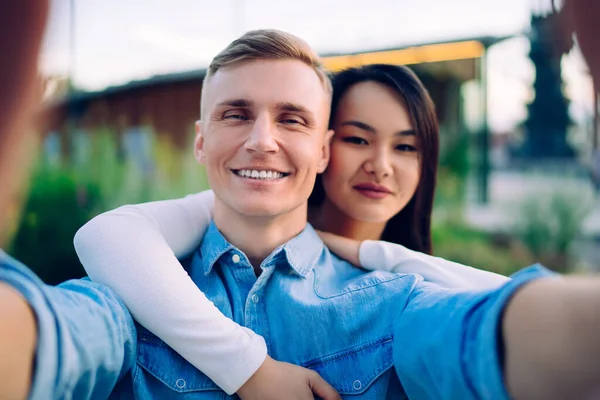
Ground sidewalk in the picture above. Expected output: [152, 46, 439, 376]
[465, 171, 600, 236]
[464, 171, 600, 271]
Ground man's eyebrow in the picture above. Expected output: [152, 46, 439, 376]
[215, 100, 312, 115]
[216, 99, 253, 108]
[341, 120, 415, 137]
[276, 102, 312, 114]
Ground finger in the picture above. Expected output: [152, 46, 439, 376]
[315, 230, 329, 241]
[316, 232, 335, 248]
[307, 373, 341, 400]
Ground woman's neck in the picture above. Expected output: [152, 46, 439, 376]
[310, 199, 386, 241]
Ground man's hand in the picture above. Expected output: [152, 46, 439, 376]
[237, 355, 341, 400]
[0, 282, 37, 400]
[316, 230, 361, 267]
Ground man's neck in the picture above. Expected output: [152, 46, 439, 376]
[311, 199, 386, 242]
[213, 203, 308, 271]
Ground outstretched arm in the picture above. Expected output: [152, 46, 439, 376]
[0, 282, 36, 400]
[502, 275, 600, 399]
[0, 252, 137, 399]
[394, 266, 600, 400]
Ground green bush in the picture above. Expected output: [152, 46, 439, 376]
[435, 133, 472, 211]
[9, 130, 209, 284]
[9, 166, 101, 284]
[514, 191, 592, 272]
[439, 132, 471, 180]
[432, 220, 535, 277]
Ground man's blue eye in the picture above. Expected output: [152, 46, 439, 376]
[225, 114, 247, 120]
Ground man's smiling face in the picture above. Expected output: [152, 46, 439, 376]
[196, 58, 333, 221]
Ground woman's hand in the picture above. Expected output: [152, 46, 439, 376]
[316, 231, 362, 267]
[237, 355, 340, 400]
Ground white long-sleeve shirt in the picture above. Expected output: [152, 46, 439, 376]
[73, 190, 509, 394]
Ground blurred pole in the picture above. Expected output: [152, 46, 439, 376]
[594, 83, 598, 150]
[69, 0, 76, 93]
[478, 49, 490, 204]
[66, 0, 76, 154]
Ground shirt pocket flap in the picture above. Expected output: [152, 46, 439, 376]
[136, 329, 221, 393]
[303, 337, 393, 395]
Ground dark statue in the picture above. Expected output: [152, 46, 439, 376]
[516, 10, 576, 159]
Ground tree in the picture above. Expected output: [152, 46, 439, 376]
[517, 12, 575, 159]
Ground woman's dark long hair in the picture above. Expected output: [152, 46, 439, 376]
[309, 64, 439, 254]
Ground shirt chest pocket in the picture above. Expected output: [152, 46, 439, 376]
[134, 328, 229, 399]
[302, 337, 400, 398]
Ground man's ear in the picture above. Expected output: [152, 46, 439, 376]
[317, 129, 334, 173]
[194, 120, 206, 164]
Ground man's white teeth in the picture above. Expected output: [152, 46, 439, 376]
[237, 169, 284, 180]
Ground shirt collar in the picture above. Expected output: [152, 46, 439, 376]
[280, 223, 324, 277]
[199, 222, 234, 276]
[199, 221, 324, 278]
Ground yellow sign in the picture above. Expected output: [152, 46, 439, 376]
[322, 40, 484, 72]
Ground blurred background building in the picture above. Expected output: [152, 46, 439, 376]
[9, 0, 598, 284]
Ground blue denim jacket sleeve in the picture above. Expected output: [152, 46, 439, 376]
[0, 252, 137, 400]
[393, 265, 556, 400]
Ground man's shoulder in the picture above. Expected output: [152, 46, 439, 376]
[312, 249, 420, 298]
[324, 248, 418, 279]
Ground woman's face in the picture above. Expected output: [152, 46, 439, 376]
[322, 81, 421, 223]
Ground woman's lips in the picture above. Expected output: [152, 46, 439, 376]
[353, 182, 392, 199]
[354, 188, 390, 199]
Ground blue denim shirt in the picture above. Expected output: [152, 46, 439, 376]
[0, 223, 554, 399]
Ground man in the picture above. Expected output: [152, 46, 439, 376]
[1, 4, 600, 400]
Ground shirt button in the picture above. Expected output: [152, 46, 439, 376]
[353, 380, 362, 391]
[251, 294, 260, 303]
[176, 378, 186, 389]
[232, 254, 241, 264]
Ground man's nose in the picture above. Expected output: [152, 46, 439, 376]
[244, 116, 279, 154]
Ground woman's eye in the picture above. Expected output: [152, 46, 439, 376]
[343, 137, 368, 145]
[396, 144, 417, 152]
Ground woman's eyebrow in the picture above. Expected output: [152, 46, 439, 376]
[396, 129, 416, 137]
[341, 121, 415, 137]
[340, 120, 376, 133]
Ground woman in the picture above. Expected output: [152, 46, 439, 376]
[74, 64, 508, 395]
[309, 64, 437, 254]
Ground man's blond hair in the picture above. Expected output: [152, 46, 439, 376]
[201, 29, 332, 117]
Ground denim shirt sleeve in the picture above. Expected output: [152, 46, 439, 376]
[0, 252, 137, 400]
[393, 265, 556, 399]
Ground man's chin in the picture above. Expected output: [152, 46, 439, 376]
[232, 201, 285, 219]
[214, 194, 307, 221]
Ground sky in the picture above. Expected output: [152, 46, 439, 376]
[40, 0, 594, 133]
